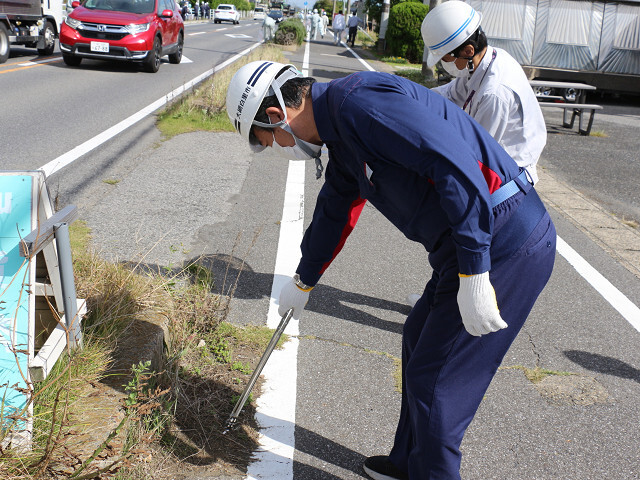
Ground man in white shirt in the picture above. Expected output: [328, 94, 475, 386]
[406, 1, 548, 308]
[422, 1, 546, 185]
[347, 12, 362, 47]
[332, 10, 345, 45]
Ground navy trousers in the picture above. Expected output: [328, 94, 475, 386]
[388, 188, 556, 479]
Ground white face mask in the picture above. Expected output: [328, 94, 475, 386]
[270, 123, 321, 161]
[440, 59, 469, 78]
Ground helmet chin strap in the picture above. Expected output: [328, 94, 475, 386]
[251, 67, 301, 129]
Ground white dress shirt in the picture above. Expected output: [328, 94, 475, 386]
[434, 47, 546, 184]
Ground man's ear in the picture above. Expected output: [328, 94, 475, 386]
[265, 106, 286, 124]
[461, 44, 476, 59]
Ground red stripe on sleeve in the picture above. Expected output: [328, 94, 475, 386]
[477, 160, 503, 194]
[319, 197, 367, 275]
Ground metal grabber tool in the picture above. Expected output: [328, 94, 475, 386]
[223, 308, 294, 434]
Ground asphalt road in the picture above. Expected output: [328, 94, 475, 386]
[2, 24, 639, 479]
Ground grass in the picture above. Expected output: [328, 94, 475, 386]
[156, 44, 288, 139]
[589, 129, 608, 137]
[0, 218, 288, 479]
[501, 365, 575, 384]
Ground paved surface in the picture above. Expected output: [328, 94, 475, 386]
[72, 38, 640, 480]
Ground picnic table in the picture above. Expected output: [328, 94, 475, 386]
[529, 80, 602, 136]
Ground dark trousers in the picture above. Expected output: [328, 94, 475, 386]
[388, 189, 556, 479]
[348, 26, 357, 45]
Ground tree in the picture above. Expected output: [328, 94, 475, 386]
[365, 0, 420, 33]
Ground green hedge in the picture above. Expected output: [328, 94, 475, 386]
[386, 2, 428, 63]
[275, 18, 306, 46]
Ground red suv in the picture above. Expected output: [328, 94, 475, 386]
[59, 0, 184, 72]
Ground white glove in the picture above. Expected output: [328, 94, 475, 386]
[278, 275, 312, 320]
[457, 272, 508, 336]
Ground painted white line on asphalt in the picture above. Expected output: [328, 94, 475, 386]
[247, 162, 305, 480]
[180, 55, 193, 63]
[557, 236, 640, 332]
[38, 41, 262, 176]
[18, 57, 61, 66]
[188, 31, 206, 35]
[343, 43, 376, 71]
[248, 37, 312, 480]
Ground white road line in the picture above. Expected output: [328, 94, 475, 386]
[38, 42, 262, 176]
[247, 36, 312, 480]
[188, 31, 206, 35]
[18, 57, 61, 66]
[557, 237, 640, 332]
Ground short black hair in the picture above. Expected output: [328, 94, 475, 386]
[450, 27, 487, 58]
[253, 73, 316, 126]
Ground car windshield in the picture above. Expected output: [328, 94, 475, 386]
[217, 5, 233, 9]
[269, 10, 281, 17]
[83, 0, 155, 14]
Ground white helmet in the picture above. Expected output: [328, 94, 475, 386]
[226, 61, 301, 152]
[421, 1, 482, 67]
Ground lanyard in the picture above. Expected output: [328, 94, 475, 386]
[462, 49, 497, 112]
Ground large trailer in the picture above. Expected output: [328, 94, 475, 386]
[0, 0, 63, 63]
[465, 0, 640, 94]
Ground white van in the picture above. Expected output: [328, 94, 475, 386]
[253, 6, 265, 20]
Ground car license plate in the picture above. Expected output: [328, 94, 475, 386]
[90, 41, 109, 53]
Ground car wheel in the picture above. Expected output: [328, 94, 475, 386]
[37, 20, 56, 56]
[62, 53, 82, 66]
[0, 23, 9, 64]
[143, 36, 161, 73]
[168, 32, 183, 64]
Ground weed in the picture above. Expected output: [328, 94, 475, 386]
[231, 362, 252, 375]
[103, 179, 121, 185]
[501, 365, 575, 383]
[589, 129, 608, 137]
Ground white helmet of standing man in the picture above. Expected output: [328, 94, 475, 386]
[421, 1, 482, 67]
[226, 61, 302, 152]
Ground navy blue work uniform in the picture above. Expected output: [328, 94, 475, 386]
[296, 72, 556, 479]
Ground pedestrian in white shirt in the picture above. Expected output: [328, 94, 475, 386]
[422, 1, 546, 184]
[320, 11, 329, 38]
[347, 12, 362, 47]
[311, 9, 321, 40]
[406, 1, 548, 309]
[332, 10, 345, 45]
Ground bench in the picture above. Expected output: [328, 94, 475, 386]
[538, 102, 603, 136]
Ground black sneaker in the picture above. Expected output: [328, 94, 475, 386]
[363, 455, 409, 480]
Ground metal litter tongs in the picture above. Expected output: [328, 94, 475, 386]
[223, 308, 294, 434]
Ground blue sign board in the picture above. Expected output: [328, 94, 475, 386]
[0, 175, 33, 430]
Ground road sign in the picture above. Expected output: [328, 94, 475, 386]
[0, 171, 85, 450]
[0, 174, 35, 441]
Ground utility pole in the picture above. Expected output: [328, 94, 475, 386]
[422, 0, 442, 79]
[378, 0, 390, 52]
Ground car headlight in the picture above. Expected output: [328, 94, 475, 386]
[65, 16, 82, 29]
[125, 23, 150, 35]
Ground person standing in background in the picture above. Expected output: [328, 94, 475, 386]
[332, 10, 345, 45]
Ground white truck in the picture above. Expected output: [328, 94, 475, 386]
[0, 0, 63, 64]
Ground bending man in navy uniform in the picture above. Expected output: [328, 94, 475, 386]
[226, 61, 556, 480]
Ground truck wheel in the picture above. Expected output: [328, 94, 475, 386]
[0, 23, 9, 64]
[62, 53, 82, 66]
[143, 36, 161, 72]
[37, 20, 56, 56]
[168, 32, 183, 64]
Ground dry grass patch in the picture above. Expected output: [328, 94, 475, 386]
[156, 45, 288, 139]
